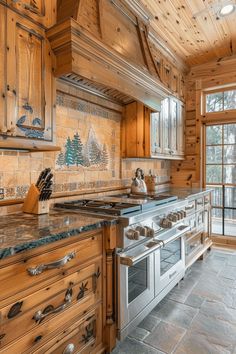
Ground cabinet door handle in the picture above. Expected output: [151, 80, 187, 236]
[63, 343, 75, 354]
[33, 288, 72, 323]
[185, 204, 195, 211]
[169, 270, 177, 279]
[27, 251, 76, 276]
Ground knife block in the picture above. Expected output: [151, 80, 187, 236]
[22, 184, 50, 215]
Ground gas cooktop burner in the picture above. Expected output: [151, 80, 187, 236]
[55, 193, 178, 216]
[54, 199, 141, 216]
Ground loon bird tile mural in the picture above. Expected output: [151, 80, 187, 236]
[56, 128, 109, 170]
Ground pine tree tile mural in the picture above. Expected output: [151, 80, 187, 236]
[56, 128, 109, 170]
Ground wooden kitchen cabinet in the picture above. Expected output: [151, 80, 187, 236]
[121, 101, 152, 158]
[0, 229, 107, 354]
[122, 98, 185, 160]
[0, 4, 57, 149]
[6, 9, 54, 140]
[4, 0, 56, 28]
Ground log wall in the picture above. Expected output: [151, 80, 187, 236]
[171, 55, 236, 188]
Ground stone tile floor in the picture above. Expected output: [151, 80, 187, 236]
[112, 247, 236, 354]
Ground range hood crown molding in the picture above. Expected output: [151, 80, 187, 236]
[47, 18, 171, 111]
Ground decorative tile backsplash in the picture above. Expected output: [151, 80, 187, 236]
[56, 128, 109, 170]
[0, 87, 171, 206]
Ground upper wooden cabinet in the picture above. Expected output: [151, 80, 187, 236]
[0, 5, 56, 148]
[5, 0, 56, 28]
[122, 99, 185, 160]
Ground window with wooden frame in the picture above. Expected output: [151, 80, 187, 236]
[203, 87, 236, 114]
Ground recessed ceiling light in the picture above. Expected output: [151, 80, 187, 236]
[219, 4, 235, 16]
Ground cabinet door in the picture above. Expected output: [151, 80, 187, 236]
[177, 102, 185, 156]
[150, 111, 162, 156]
[6, 0, 56, 28]
[6, 9, 54, 141]
[169, 98, 178, 155]
[161, 98, 171, 155]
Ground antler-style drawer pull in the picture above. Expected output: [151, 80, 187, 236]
[27, 251, 76, 276]
[33, 288, 72, 323]
[63, 343, 75, 354]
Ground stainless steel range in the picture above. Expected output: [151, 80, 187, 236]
[55, 193, 191, 339]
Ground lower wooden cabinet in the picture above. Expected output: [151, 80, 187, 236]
[31, 305, 103, 354]
[0, 228, 111, 354]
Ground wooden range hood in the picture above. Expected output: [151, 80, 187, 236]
[47, 0, 172, 111]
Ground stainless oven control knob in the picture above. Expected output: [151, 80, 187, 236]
[161, 218, 173, 228]
[135, 226, 147, 236]
[145, 226, 155, 237]
[177, 212, 182, 220]
[126, 229, 140, 240]
[177, 211, 183, 219]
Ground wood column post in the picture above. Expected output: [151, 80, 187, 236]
[103, 224, 117, 353]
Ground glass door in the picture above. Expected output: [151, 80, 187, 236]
[205, 124, 236, 236]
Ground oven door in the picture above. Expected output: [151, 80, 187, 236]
[155, 234, 185, 296]
[117, 246, 155, 337]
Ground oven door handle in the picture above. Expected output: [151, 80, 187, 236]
[119, 241, 163, 267]
[160, 225, 191, 246]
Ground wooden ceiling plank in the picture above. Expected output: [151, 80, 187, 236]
[139, 0, 236, 65]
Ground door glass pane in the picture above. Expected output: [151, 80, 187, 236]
[223, 90, 236, 110]
[160, 238, 181, 276]
[206, 165, 222, 183]
[212, 208, 223, 235]
[224, 209, 236, 236]
[206, 92, 223, 112]
[128, 258, 147, 303]
[225, 187, 236, 208]
[206, 125, 222, 145]
[224, 145, 236, 164]
[224, 124, 236, 144]
[223, 165, 236, 184]
[206, 146, 222, 164]
[171, 100, 177, 151]
[151, 112, 161, 154]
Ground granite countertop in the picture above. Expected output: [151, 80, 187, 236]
[0, 210, 117, 260]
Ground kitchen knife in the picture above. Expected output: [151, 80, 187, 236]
[40, 188, 52, 201]
[36, 168, 51, 189]
[35, 170, 44, 187]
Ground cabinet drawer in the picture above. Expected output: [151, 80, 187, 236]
[32, 305, 103, 354]
[185, 201, 195, 214]
[204, 194, 211, 207]
[0, 230, 103, 306]
[1, 296, 102, 354]
[0, 259, 102, 349]
[196, 197, 204, 210]
[185, 232, 203, 259]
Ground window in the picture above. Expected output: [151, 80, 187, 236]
[205, 88, 236, 113]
